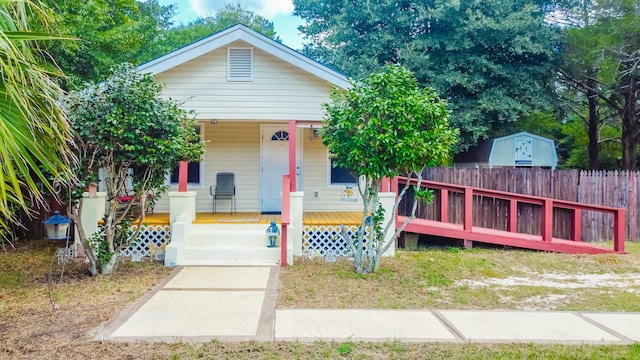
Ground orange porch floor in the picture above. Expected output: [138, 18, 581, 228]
[141, 212, 362, 226]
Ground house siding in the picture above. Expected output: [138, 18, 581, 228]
[301, 129, 361, 212]
[154, 121, 261, 213]
[149, 36, 362, 214]
[154, 126, 363, 213]
[155, 40, 334, 121]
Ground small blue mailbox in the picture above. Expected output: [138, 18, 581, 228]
[43, 211, 71, 240]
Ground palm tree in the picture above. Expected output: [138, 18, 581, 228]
[0, 0, 73, 234]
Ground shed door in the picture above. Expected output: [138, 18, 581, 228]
[260, 125, 289, 213]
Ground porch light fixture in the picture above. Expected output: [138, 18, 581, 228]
[210, 119, 219, 125]
[309, 128, 321, 141]
[43, 211, 71, 240]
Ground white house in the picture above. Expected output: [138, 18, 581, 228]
[102, 24, 397, 266]
[139, 24, 362, 215]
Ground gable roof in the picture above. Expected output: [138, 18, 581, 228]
[137, 24, 350, 89]
[492, 131, 556, 145]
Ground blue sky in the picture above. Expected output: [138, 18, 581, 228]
[156, 0, 305, 50]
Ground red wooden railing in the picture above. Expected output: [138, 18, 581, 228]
[281, 175, 291, 267]
[394, 177, 626, 254]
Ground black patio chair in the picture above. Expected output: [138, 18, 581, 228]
[210, 172, 236, 214]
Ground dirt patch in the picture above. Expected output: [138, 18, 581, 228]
[279, 246, 640, 311]
[457, 273, 640, 289]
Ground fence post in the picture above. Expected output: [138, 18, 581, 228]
[463, 187, 473, 231]
[463, 187, 473, 249]
[630, 171, 636, 242]
[542, 199, 553, 242]
[572, 209, 582, 242]
[440, 189, 448, 223]
[508, 199, 517, 232]
[614, 209, 626, 253]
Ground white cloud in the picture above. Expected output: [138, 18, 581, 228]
[188, 0, 294, 19]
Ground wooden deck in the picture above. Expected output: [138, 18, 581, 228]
[400, 216, 618, 254]
[140, 211, 362, 226]
[395, 177, 626, 254]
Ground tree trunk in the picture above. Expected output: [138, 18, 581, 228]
[100, 254, 118, 275]
[621, 75, 638, 170]
[353, 188, 369, 274]
[67, 202, 99, 276]
[586, 79, 600, 170]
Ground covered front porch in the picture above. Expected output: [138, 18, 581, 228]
[159, 195, 387, 266]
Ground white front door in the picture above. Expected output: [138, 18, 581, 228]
[261, 125, 290, 213]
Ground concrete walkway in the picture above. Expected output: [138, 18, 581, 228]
[95, 266, 640, 344]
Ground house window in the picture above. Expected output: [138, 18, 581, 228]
[329, 156, 357, 185]
[227, 47, 253, 81]
[271, 131, 289, 141]
[170, 125, 202, 185]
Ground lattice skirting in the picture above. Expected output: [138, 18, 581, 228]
[120, 224, 171, 261]
[302, 225, 371, 259]
[115, 224, 371, 262]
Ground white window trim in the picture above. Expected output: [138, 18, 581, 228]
[227, 47, 254, 82]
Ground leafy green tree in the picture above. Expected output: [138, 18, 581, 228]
[321, 65, 458, 274]
[556, 0, 640, 170]
[561, 114, 622, 169]
[0, 0, 73, 236]
[556, 0, 616, 169]
[42, 0, 174, 87]
[138, 3, 281, 62]
[296, 0, 559, 151]
[63, 64, 204, 275]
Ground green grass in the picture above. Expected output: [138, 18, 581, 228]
[3, 240, 640, 359]
[160, 341, 640, 359]
[278, 243, 640, 311]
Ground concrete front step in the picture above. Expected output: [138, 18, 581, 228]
[176, 258, 280, 266]
[181, 246, 281, 265]
[188, 224, 278, 247]
[181, 224, 282, 265]
[188, 232, 274, 247]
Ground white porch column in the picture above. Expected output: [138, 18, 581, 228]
[379, 192, 396, 257]
[75, 192, 106, 253]
[169, 191, 197, 225]
[164, 214, 191, 267]
[290, 191, 304, 258]
[166, 191, 196, 267]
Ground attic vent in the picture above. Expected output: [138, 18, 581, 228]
[227, 47, 253, 81]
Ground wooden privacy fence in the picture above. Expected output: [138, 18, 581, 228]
[403, 168, 639, 242]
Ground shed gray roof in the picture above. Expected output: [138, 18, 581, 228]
[454, 138, 494, 163]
